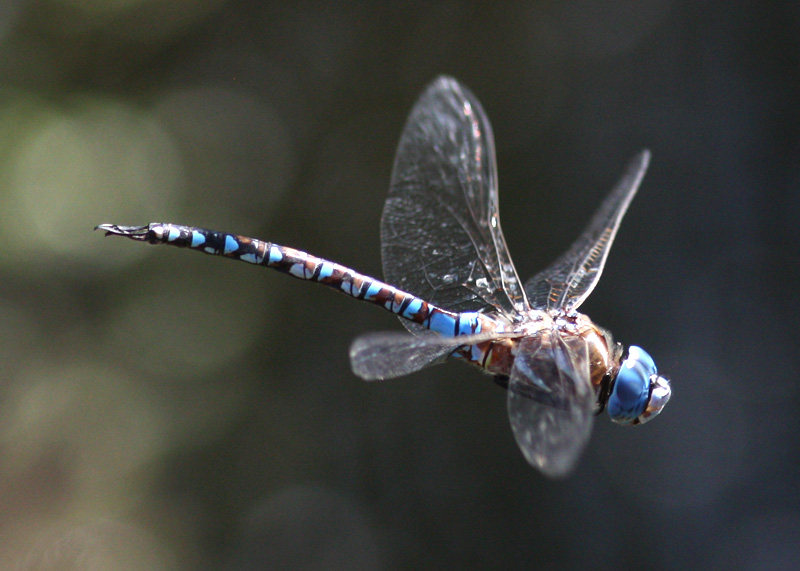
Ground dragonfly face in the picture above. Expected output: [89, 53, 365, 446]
[608, 345, 672, 425]
[99, 76, 671, 478]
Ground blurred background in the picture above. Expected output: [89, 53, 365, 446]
[1, 1, 798, 569]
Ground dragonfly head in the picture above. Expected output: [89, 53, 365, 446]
[607, 345, 671, 425]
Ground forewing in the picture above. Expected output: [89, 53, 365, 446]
[350, 330, 506, 380]
[382, 76, 527, 331]
[525, 151, 650, 311]
[507, 332, 595, 478]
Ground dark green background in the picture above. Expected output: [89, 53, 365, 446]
[1, 1, 797, 569]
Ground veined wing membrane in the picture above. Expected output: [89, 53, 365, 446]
[507, 332, 595, 478]
[382, 76, 527, 330]
[350, 330, 511, 381]
[525, 151, 650, 312]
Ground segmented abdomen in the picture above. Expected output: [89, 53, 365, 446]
[141, 223, 497, 338]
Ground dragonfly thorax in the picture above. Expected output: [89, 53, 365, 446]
[478, 310, 618, 392]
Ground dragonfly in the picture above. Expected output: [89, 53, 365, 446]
[98, 76, 671, 478]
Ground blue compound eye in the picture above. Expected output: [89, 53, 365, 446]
[608, 346, 654, 424]
[627, 345, 657, 377]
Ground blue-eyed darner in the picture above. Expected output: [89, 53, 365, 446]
[98, 76, 670, 478]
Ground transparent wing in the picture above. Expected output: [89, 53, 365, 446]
[382, 76, 528, 334]
[350, 330, 507, 381]
[525, 151, 650, 312]
[507, 331, 595, 478]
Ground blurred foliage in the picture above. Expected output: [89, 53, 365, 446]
[1, 0, 800, 569]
